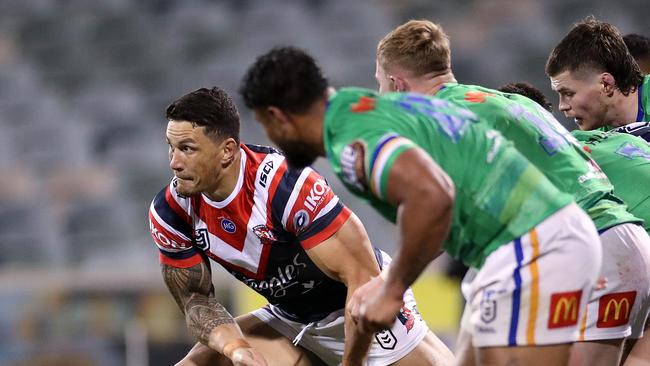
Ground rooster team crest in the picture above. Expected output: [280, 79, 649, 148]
[397, 306, 415, 333]
[253, 225, 277, 245]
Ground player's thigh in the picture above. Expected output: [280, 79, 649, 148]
[454, 327, 476, 366]
[391, 330, 455, 366]
[477, 344, 571, 366]
[582, 224, 650, 343]
[464, 204, 600, 349]
[623, 320, 650, 366]
[236, 312, 326, 366]
[570, 339, 624, 366]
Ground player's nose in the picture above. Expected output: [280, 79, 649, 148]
[169, 152, 183, 171]
[558, 100, 571, 113]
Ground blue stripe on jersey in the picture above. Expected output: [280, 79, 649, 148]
[153, 187, 192, 237]
[245, 143, 281, 155]
[159, 247, 198, 259]
[373, 247, 384, 269]
[296, 201, 344, 242]
[270, 165, 304, 231]
[637, 83, 644, 122]
[509, 237, 525, 346]
[369, 134, 399, 173]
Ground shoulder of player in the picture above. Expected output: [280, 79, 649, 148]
[151, 180, 191, 211]
[149, 180, 193, 228]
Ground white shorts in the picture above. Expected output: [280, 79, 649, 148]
[581, 223, 650, 341]
[461, 203, 602, 347]
[250, 251, 428, 366]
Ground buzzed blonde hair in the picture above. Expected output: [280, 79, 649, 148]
[377, 20, 451, 77]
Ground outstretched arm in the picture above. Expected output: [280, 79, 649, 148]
[162, 261, 267, 365]
[351, 146, 454, 333]
[306, 213, 381, 366]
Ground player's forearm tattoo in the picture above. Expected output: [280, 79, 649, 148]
[162, 263, 235, 345]
[186, 297, 236, 344]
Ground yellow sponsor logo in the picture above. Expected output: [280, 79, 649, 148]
[553, 297, 578, 323]
[603, 298, 631, 323]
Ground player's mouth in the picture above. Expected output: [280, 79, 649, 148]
[574, 118, 583, 126]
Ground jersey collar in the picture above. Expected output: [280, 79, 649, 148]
[202, 148, 247, 208]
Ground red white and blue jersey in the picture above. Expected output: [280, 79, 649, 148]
[149, 144, 353, 322]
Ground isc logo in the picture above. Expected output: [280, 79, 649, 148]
[304, 179, 329, 212]
[259, 160, 274, 188]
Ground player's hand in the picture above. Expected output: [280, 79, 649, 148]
[348, 275, 404, 334]
[230, 347, 268, 366]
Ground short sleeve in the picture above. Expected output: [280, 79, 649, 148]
[148, 180, 202, 268]
[280, 167, 351, 249]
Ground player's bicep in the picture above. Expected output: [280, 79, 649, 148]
[305, 212, 380, 285]
[384, 146, 455, 207]
[162, 259, 213, 313]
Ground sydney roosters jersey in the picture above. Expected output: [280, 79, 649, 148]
[149, 144, 352, 322]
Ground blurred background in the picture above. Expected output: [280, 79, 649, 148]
[0, 0, 647, 364]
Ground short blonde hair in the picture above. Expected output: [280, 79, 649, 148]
[377, 20, 451, 76]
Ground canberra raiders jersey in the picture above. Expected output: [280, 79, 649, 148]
[324, 87, 572, 268]
[572, 130, 650, 233]
[436, 83, 640, 231]
[149, 144, 352, 323]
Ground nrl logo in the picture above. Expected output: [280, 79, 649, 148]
[194, 228, 210, 250]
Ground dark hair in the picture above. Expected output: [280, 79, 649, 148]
[624, 33, 650, 60]
[239, 46, 328, 114]
[166, 87, 240, 143]
[498, 82, 552, 112]
[546, 16, 643, 96]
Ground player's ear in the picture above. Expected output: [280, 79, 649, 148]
[219, 137, 238, 165]
[391, 75, 409, 93]
[600, 73, 616, 96]
[267, 106, 292, 125]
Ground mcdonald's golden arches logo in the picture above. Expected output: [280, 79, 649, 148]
[597, 291, 636, 328]
[548, 290, 582, 329]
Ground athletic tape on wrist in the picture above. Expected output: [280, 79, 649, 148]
[222, 338, 251, 358]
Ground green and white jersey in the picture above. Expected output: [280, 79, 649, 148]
[323, 87, 572, 268]
[436, 83, 640, 231]
[572, 130, 650, 233]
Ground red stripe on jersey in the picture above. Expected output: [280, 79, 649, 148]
[301, 207, 352, 249]
[287, 171, 333, 234]
[194, 148, 261, 270]
[197, 195, 252, 252]
[195, 148, 262, 252]
[159, 252, 203, 268]
[149, 210, 192, 250]
[165, 185, 192, 225]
